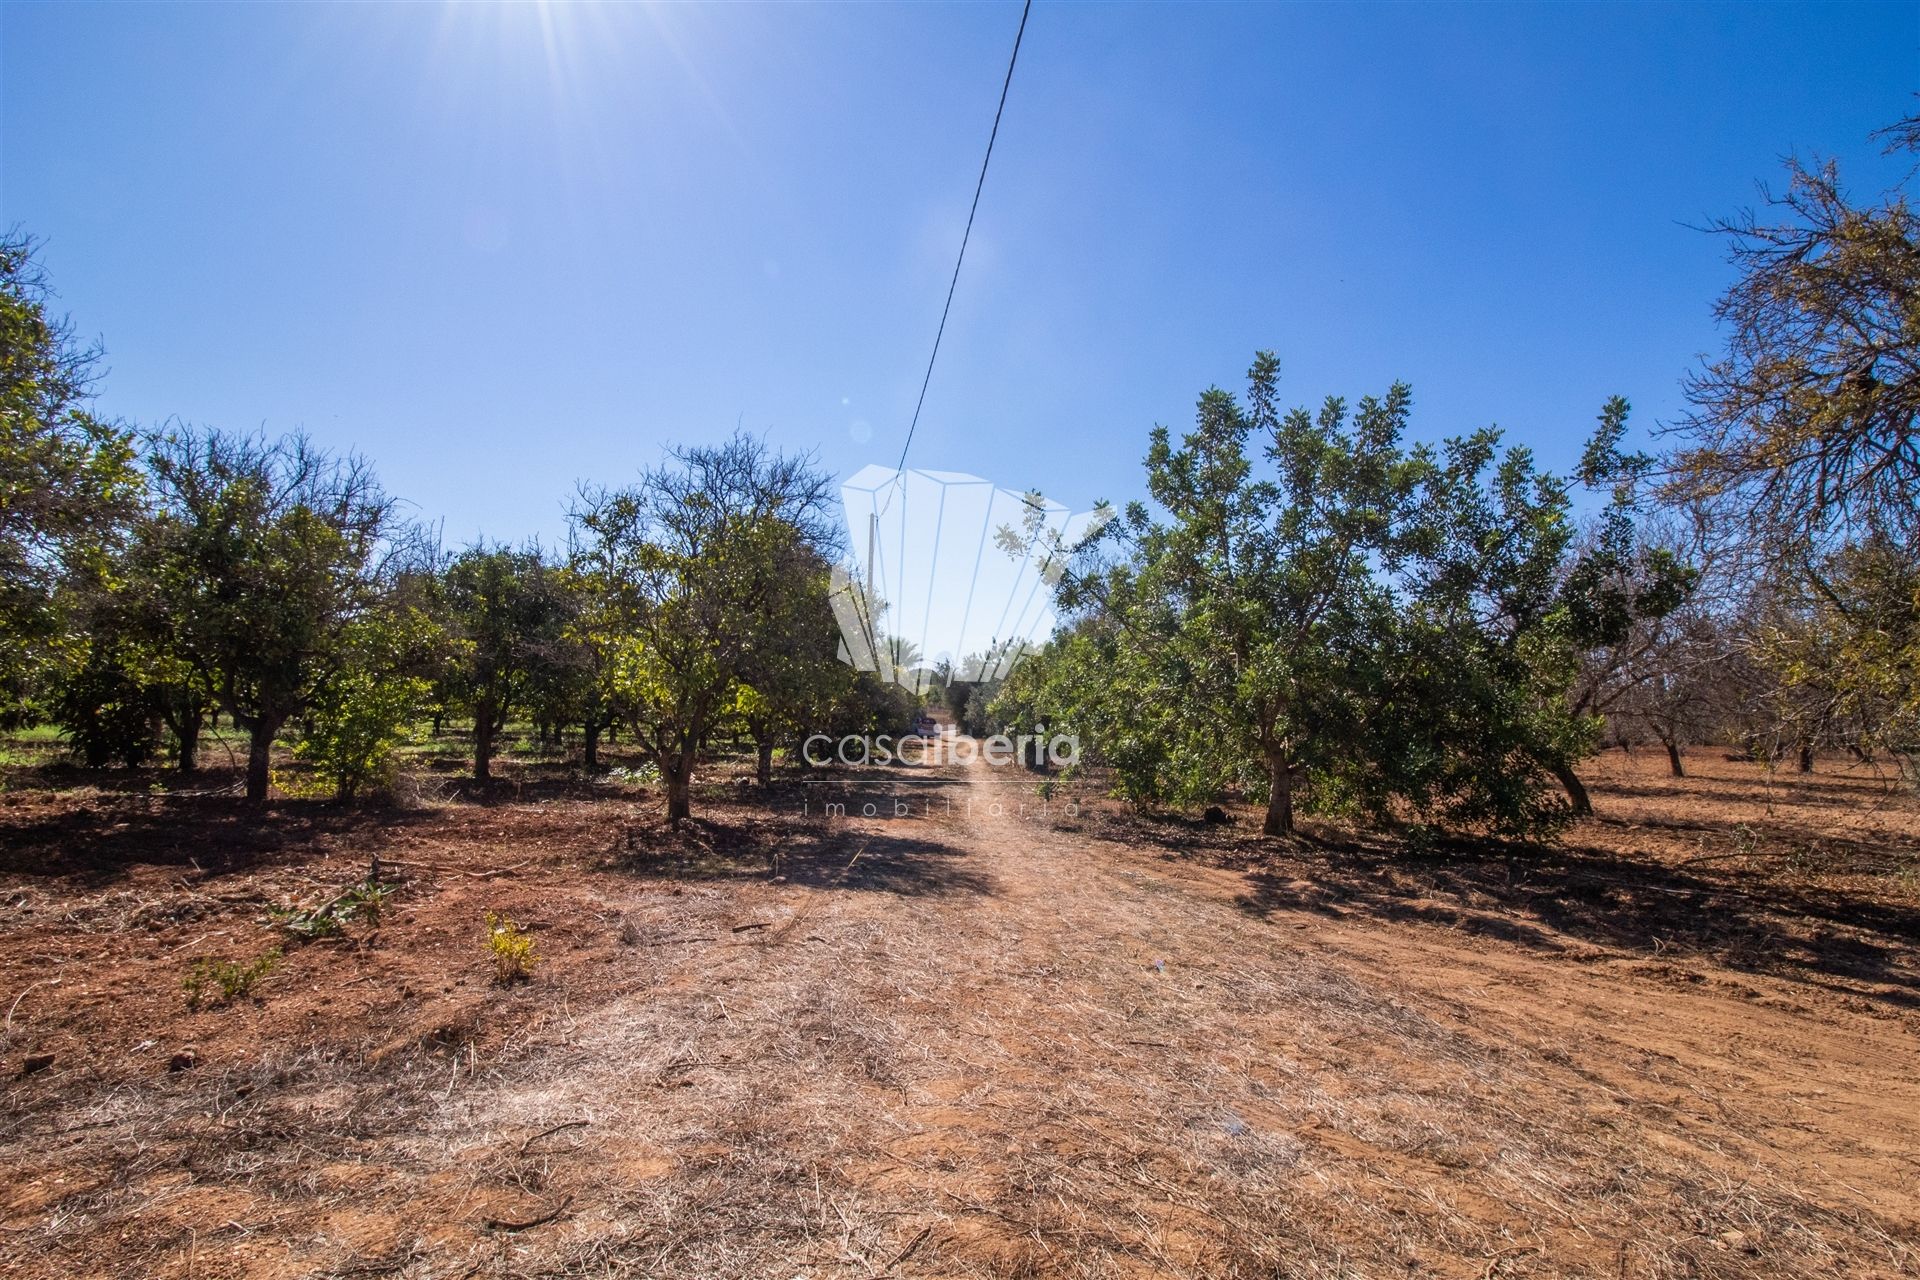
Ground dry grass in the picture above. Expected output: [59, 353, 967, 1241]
[0, 747, 1914, 1277]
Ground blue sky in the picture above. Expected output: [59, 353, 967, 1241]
[2, 1, 1913, 546]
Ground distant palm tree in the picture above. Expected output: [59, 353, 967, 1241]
[883, 635, 924, 689]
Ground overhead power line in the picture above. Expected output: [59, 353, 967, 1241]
[890, 0, 1033, 483]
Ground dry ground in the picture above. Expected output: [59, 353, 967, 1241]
[0, 745, 1915, 1278]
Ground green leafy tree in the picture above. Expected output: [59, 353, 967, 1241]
[142, 428, 401, 801]
[1052, 353, 1628, 839]
[294, 603, 445, 801]
[51, 623, 158, 769]
[570, 433, 836, 823]
[0, 232, 141, 713]
[442, 545, 574, 785]
[737, 544, 849, 786]
[1367, 429, 1598, 835]
[1061, 353, 1422, 835]
[49, 572, 215, 773]
[826, 670, 919, 742]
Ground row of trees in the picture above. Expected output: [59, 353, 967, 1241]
[5, 112, 1911, 841]
[984, 113, 1918, 836]
[3, 234, 914, 818]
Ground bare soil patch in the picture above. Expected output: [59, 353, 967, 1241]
[0, 748, 1914, 1278]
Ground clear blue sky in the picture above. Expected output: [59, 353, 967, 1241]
[2, 1, 1913, 546]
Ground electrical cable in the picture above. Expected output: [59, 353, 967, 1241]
[885, 0, 1033, 495]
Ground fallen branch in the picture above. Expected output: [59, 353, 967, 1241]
[483, 1194, 574, 1232]
[878, 1224, 933, 1274]
[378, 858, 532, 879]
[3, 979, 59, 1037]
[518, 1119, 589, 1155]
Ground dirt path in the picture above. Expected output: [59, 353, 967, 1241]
[424, 755, 1920, 1277]
[2, 751, 1916, 1278]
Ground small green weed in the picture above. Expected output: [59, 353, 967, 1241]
[485, 911, 539, 983]
[183, 947, 282, 1010]
[268, 767, 334, 801]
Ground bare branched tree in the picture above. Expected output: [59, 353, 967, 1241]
[1666, 112, 1920, 557]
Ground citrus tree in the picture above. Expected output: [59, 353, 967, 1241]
[569, 433, 836, 824]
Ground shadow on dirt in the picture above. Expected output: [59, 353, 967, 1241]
[1594, 774, 1910, 806]
[1223, 827, 1920, 1009]
[0, 792, 443, 885]
[603, 778, 998, 899]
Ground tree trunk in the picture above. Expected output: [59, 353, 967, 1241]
[176, 707, 202, 775]
[245, 717, 279, 803]
[1550, 759, 1593, 816]
[1262, 753, 1294, 837]
[1664, 739, 1685, 778]
[474, 706, 496, 785]
[664, 753, 693, 825]
[755, 737, 774, 788]
[583, 720, 601, 771]
[1797, 742, 1814, 773]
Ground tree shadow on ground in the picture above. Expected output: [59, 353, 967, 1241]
[0, 793, 443, 886]
[1594, 775, 1912, 807]
[1220, 824, 1920, 1009]
[602, 783, 999, 899]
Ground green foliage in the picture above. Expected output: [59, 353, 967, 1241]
[1758, 538, 1920, 766]
[569, 432, 839, 821]
[733, 546, 849, 783]
[52, 627, 158, 768]
[294, 607, 443, 800]
[484, 911, 538, 983]
[0, 233, 142, 714]
[443, 544, 579, 783]
[829, 670, 918, 740]
[140, 427, 403, 800]
[1562, 397, 1699, 653]
[183, 947, 282, 1009]
[271, 878, 395, 940]
[1042, 352, 1616, 840]
[0, 237, 142, 702]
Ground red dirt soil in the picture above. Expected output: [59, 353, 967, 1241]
[0, 748, 1914, 1278]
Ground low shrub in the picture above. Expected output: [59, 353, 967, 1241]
[484, 911, 538, 983]
[183, 947, 282, 1009]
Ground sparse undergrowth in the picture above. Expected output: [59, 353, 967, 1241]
[0, 750, 1912, 1279]
[182, 946, 281, 1010]
[270, 876, 396, 940]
